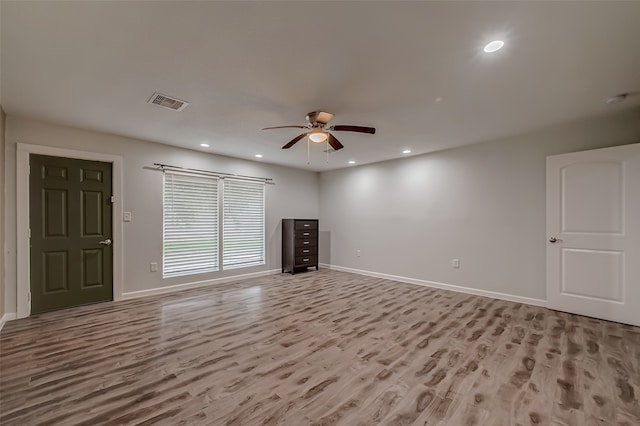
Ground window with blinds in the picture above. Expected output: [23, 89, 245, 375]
[222, 179, 265, 270]
[163, 171, 219, 278]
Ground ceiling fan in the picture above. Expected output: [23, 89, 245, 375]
[262, 111, 375, 151]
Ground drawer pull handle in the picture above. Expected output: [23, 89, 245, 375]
[303, 258, 309, 262]
[303, 250, 309, 253]
[303, 241, 309, 245]
[304, 224, 310, 227]
[303, 232, 310, 236]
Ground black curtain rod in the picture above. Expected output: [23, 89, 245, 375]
[153, 163, 273, 183]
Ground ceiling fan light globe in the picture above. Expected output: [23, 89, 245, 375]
[309, 132, 328, 143]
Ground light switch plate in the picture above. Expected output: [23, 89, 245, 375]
[123, 212, 132, 222]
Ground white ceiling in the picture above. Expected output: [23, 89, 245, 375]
[2, 1, 639, 171]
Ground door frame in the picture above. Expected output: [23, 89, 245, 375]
[16, 143, 124, 318]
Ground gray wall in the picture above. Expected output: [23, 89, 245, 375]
[319, 108, 640, 300]
[3, 116, 319, 314]
[0, 2, 4, 319]
[0, 108, 5, 319]
[4, 108, 640, 314]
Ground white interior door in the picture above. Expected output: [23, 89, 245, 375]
[547, 143, 640, 326]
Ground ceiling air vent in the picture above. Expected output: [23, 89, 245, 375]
[148, 92, 189, 111]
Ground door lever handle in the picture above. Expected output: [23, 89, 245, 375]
[99, 239, 112, 246]
[549, 237, 558, 243]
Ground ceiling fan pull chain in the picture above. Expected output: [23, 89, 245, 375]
[326, 138, 329, 163]
[307, 136, 311, 165]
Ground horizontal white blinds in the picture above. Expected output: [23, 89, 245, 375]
[163, 171, 219, 278]
[223, 179, 265, 270]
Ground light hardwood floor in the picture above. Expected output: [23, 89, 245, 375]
[1, 269, 639, 425]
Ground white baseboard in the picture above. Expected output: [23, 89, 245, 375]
[0, 313, 18, 333]
[122, 269, 281, 300]
[320, 263, 548, 308]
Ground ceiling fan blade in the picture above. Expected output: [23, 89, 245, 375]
[327, 133, 344, 151]
[331, 125, 376, 134]
[282, 133, 307, 149]
[262, 125, 308, 130]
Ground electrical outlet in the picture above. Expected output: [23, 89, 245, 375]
[451, 259, 460, 269]
[357, 249, 361, 258]
[150, 262, 158, 272]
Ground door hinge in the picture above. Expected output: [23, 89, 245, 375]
[28, 292, 31, 302]
[29, 228, 31, 239]
[110, 196, 115, 204]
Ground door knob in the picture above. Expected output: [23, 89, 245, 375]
[549, 237, 558, 243]
[99, 239, 112, 246]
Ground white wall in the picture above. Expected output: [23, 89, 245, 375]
[4, 116, 319, 314]
[319, 108, 640, 301]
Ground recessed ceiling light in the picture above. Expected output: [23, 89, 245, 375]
[348, 160, 356, 164]
[200, 143, 210, 147]
[434, 97, 443, 103]
[402, 149, 412, 154]
[255, 154, 263, 158]
[483, 40, 504, 53]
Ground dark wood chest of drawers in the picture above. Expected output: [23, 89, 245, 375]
[282, 219, 319, 274]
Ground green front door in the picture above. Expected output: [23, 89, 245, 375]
[30, 154, 113, 314]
